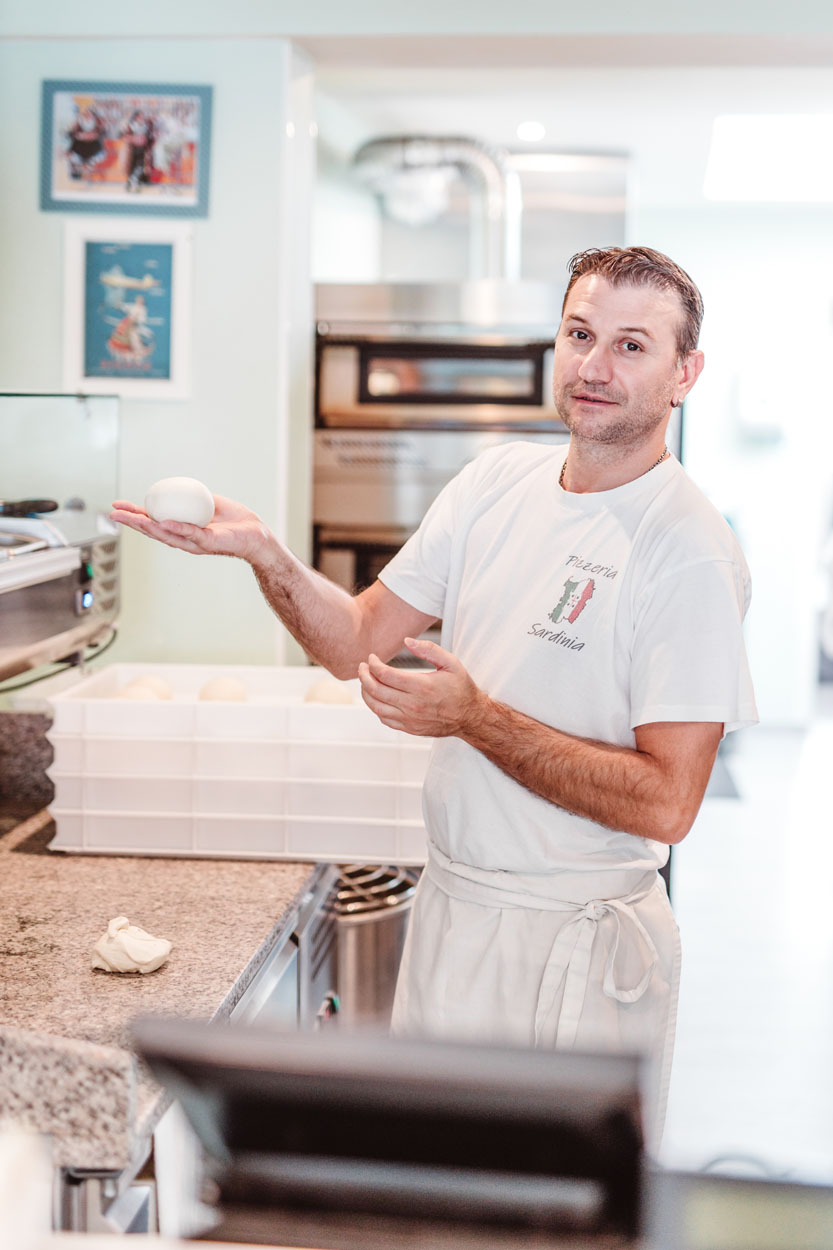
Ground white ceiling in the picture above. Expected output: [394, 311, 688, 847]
[302, 33, 833, 70]
[308, 38, 833, 210]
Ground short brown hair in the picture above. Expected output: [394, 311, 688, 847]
[563, 246, 704, 358]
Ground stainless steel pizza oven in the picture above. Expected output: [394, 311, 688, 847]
[313, 282, 570, 598]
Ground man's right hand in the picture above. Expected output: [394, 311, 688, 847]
[109, 494, 275, 567]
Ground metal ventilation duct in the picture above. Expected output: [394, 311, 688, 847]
[352, 135, 522, 281]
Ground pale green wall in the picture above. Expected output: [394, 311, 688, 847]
[0, 36, 314, 667]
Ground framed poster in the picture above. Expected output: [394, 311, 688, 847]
[63, 218, 192, 399]
[41, 80, 212, 216]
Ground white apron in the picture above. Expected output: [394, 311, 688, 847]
[391, 842, 681, 1149]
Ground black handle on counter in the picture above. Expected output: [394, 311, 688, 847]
[0, 499, 59, 516]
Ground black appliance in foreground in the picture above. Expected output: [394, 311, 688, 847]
[133, 1016, 644, 1249]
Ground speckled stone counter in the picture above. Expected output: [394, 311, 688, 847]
[0, 810, 317, 1174]
[0, 711, 54, 812]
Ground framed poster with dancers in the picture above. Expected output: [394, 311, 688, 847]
[41, 80, 212, 216]
[63, 218, 193, 399]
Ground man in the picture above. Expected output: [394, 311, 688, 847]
[111, 246, 757, 1143]
[65, 101, 108, 182]
[121, 109, 155, 191]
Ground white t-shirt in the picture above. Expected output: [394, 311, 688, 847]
[379, 441, 758, 879]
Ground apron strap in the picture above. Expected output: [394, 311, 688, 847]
[534, 898, 659, 1049]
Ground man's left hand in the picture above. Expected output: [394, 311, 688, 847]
[358, 638, 484, 737]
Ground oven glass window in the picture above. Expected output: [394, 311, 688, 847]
[365, 355, 537, 402]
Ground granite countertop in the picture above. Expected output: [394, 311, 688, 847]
[0, 810, 317, 1174]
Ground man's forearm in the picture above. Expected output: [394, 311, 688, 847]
[109, 497, 402, 676]
[358, 642, 720, 845]
[461, 694, 682, 843]
[250, 538, 368, 678]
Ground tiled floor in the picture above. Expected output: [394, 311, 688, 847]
[660, 684, 833, 1183]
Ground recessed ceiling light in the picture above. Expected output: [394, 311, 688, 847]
[704, 114, 833, 201]
[516, 121, 546, 143]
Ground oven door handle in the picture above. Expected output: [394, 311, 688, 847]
[0, 547, 80, 596]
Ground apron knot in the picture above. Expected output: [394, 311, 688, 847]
[534, 896, 659, 1050]
[423, 842, 659, 1054]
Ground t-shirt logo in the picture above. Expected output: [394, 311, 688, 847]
[550, 576, 595, 625]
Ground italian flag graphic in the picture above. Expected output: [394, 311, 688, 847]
[550, 576, 595, 626]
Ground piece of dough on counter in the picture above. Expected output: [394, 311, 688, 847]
[91, 916, 172, 974]
[199, 676, 249, 701]
[117, 677, 173, 700]
[303, 678, 354, 704]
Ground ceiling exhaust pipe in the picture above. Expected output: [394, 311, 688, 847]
[352, 135, 522, 282]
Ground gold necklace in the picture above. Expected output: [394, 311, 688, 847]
[559, 446, 669, 490]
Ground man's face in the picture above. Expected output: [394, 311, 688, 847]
[552, 275, 700, 451]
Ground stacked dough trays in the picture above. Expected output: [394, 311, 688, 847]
[46, 664, 430, 863]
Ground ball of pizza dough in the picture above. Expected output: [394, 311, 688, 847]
[132, 674, 173, 699]
[145, 476, 215, 527]
[303, 678, 354, 705]
[118, 677, 172, 700]
[199, 677, 249, 702]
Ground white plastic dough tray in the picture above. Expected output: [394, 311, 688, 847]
[46, 663, 431, 864]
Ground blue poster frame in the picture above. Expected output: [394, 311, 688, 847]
[40, 79, 212, 217]
[82, 239, 174, 382]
